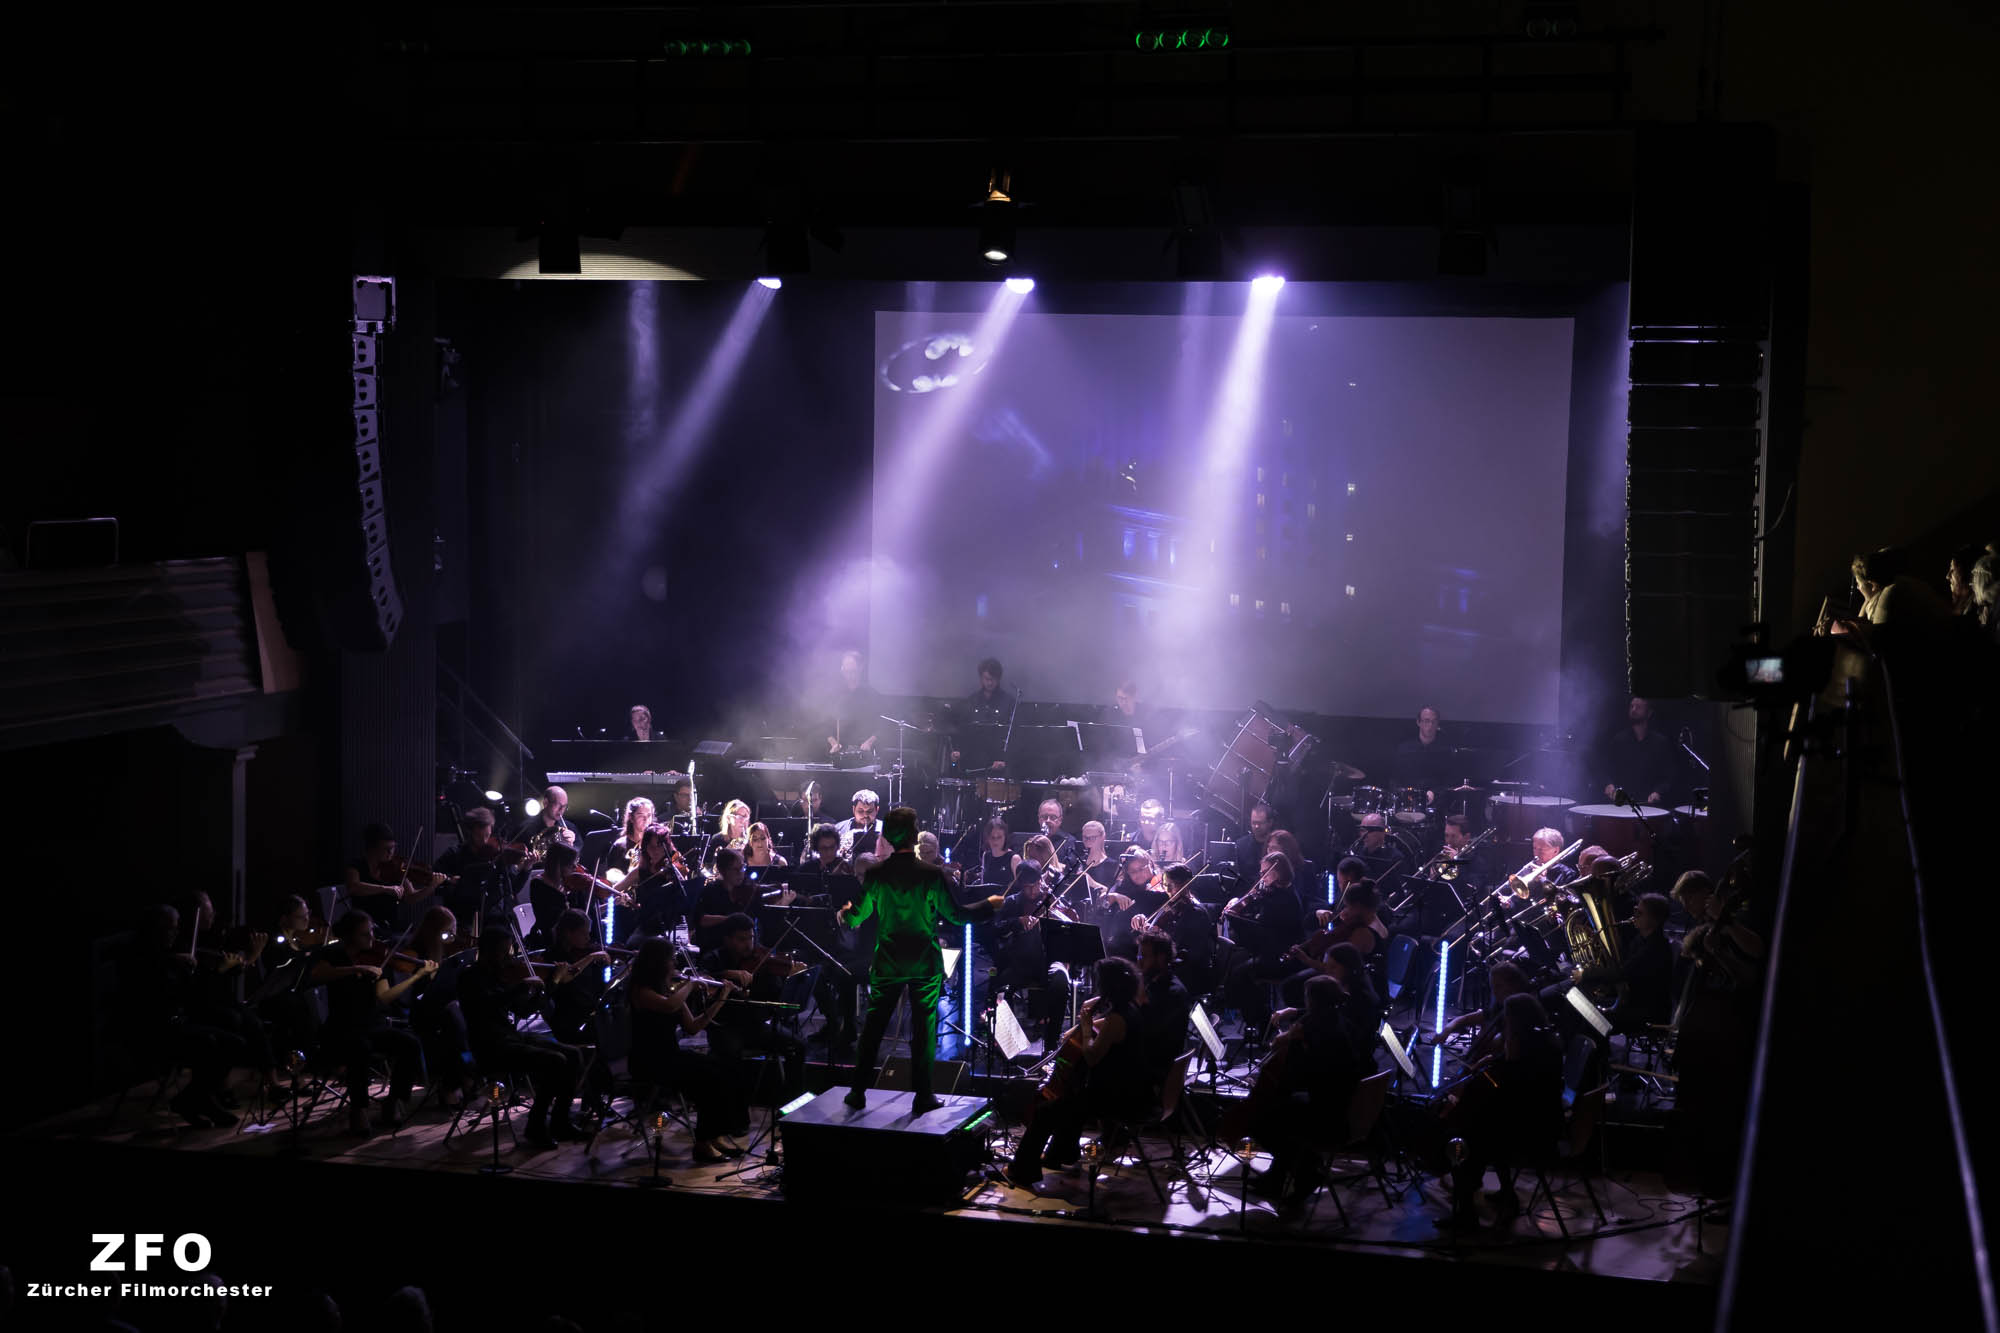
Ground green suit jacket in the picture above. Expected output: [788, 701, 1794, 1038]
[839, 851, 988, 981]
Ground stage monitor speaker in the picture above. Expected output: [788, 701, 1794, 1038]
[778, 1089, 989, 1206]
[874, 1056, 967, 1094]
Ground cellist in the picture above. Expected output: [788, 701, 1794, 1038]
[1005, 956, 1151, 1187]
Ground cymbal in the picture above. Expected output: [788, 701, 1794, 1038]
[1328, 759, 1366, 781]
[1451, 782, 1484, 793]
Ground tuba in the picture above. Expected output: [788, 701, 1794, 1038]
[1564, 883, 1623, 991]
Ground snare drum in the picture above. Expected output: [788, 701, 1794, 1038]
[1566, 803, 1668, 858]
[1351, 786, 1388, 814]
[1485, 794, 1575, 843]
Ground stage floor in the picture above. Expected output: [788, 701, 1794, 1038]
[27, 1067, 1723, 1286]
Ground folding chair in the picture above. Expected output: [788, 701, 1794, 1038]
[1100, 1048, 1201, 1203]
[1305, 1070, 1398, 1228]
[1522, 1084, 1609, 1238]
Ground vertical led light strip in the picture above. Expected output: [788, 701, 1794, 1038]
[603, 899, 617, 983]
[1325, 869, 1336, 905]
[1433, 935, 1454, 1086]
[946, 846, 970, 1050]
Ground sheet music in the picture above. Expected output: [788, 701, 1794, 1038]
[941, 946, 961, 981]
[1379, 1021, 1418, 1080]
[994, 997, 1031, 1060]
[1565, 985, 1613, 1037]
[1189, 1003, 1225, 1062]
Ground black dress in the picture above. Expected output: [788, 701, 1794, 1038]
[628, 990, 749, 1142]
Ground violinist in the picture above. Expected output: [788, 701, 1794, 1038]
[433, 806, 511, 919]
[1005, 956, 1151, 1186]
[529, 841, 585, 946]
[1242, 974, 1366, 1204]
[512, 785, 577, 860]
[545, 908, 616, 1114]
[620, 820, 690, 939]
[605, 796, 657, 875]
[457, 928, 585, 1149]
[1131, 863, 1217, 994]
[627, 937, 749, 1162]
[1277, 941, 1382, 1062]
[1100, 848, 1167, 957]
[116, 904, 246, 1128]
[994, 837, 1068, 1053]
[1221, 851, 1308, 1039]
[1438, 992, 1565, 1230]
[174, 891, 286, 1108]
[344, 822, 416, 919]
[309, 910, 432, 1135]
[399, 905, 474, 1103]
[795, 823, 857, 900]
[701, 912, 806, 1102]
[253, 894, 323, 1057]
[1078, 821, 1119, 890]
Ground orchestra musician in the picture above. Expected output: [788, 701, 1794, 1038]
[743, 820, 788, 868]
[620, 821, 690, 939]
[1275, 940, 1383, 1063]
[835, 790, 882, 861]
[626, 703, 656, 743]
[1438, 813, 1485, 883]
[1241, 974, 1367, 1204]
[173, 890, 285, 1106]
[606, 797, 657, 874]
[458, 928, 585, 1149]
[1314, 857, 1372, 928]
[1543, 891, 1675, 1039]
[1150, 821, 1187, 867]
[117, 904, 248, 1128]
[528, 841, 584, 946]
[513, 786, 577, 859]
[1099, 847, 1167, 958]
[946, 658, 1011, 771]
[668, 777, 696, 835]
[1128, 862, 1218, 996]
[993, 835, 1070, 1052]
[827, 649, 881, 757]
[797, 824, 868, 1060]
[1221, 851, 1308, 1038]
[692, 848, 755, 952]
[626, 938, 748, 1163]
[1134, 929, 1193, 1091]
[1438, 992, 1566, 1230]
[1600, 696, 1676, 808]
[1035, 798, 1076, 863]
[1437, 960, 1532, 1064]
[701, 911, 807, 1103]
[1505, 828, 1577, 900]
[1079, 820, 1120, 890]
[1282, 883, 1387, 1010]
[309, 910, 432, 1135]
[1345, 812, 1407, 874]
[1231, 802, 1276, 877]
[704, 799, 753, 871]
[840, 806, 1003, 1112]
[1135, 799, 1166, 852]
[975, 817, 1020, 888]
[397, 905, 475, 1103]
[433, 806, 508, 921]
[1006, 955, 1152, 1186]
[1393, 705, 1454, 807]
[253, 894, 323, 1060]
[1268, 828, 1310, 889]
[545, 908, 616, 1115]
[344, 822, 417, 919]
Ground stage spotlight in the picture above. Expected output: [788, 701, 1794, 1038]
[1250, 273, 1286, 293]
[978, 170, 1017, 265]
[1004, 276, 1035, 294]
[483, 790, 504, 803]
[757, 276, 784, 290]
[524, 798, 543, 817]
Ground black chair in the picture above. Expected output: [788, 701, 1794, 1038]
[1302, 1070, 1398, 1227]
[1099, 1048, 1201, 1203]
[1521, 1084, 1610, 1237]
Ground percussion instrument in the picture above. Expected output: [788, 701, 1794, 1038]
[1351, 785, 1389, 814]
[1565, 803, 1669, 858]
[1206, 704, 1315, 824]
[1391, 787, 1432, 825]
[1485, 793, 1576, 843]
[976, 776, 1021, 804]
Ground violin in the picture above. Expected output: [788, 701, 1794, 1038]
[564, 868, 635, 910]
[1037, 999, 1099, 1103]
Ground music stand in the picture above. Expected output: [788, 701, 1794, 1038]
[1041, 917, 1105, 1037]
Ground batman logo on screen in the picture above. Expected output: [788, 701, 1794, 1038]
[877, 331, 993, 393]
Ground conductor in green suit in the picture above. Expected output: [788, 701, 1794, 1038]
[839, 805, 1003, 1113]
